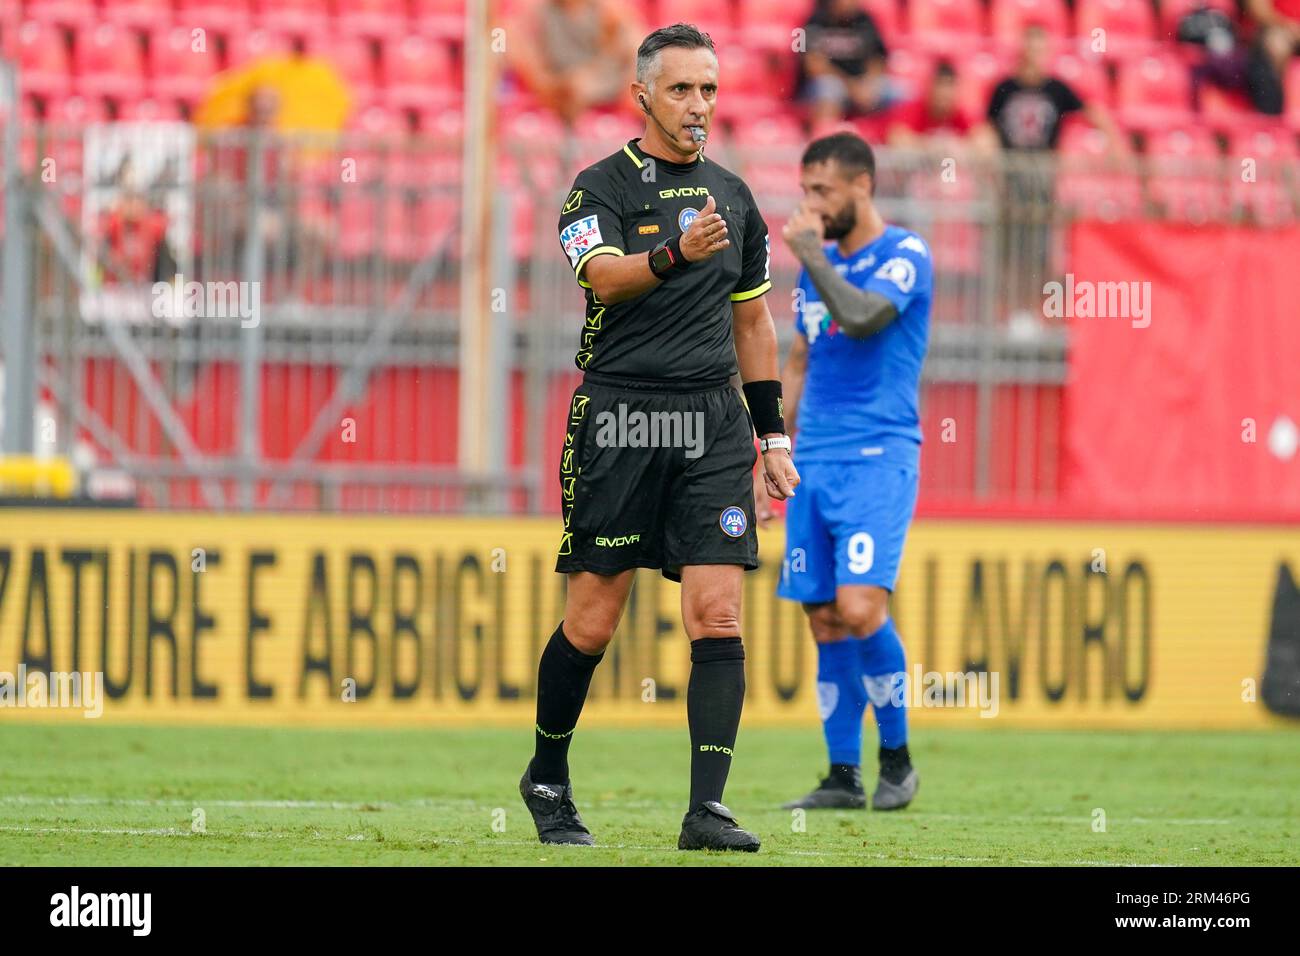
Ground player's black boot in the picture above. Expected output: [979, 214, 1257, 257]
[872, 746, 919, 810]
[519, 762, 595, 846]
[678, 801, 761, 852]
[781, 764, 867, 810]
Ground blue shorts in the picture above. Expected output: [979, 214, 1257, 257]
[777, 458, 919, 604]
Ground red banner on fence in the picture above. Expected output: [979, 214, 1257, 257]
[1063, 222, 1300, 518]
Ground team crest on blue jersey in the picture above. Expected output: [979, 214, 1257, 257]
[678, 207, 699, 231]
[719, 506, 747, 537]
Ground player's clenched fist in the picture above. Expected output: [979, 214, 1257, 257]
[679, 195, 729, 262]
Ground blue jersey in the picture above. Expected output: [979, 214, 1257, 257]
[793, 224, 932, 469]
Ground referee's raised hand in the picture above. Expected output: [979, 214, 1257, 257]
[679, 195, 729, 261]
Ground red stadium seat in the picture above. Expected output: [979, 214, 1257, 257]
[44, 93, 108, 126]
[886, 47, 934, 102]
[990, 0, 1072, 42]
[175, 0, 255, 36]
[416, 106, 463, 140]
[1286, 60, 1300, 131]
[411, 0, 466, 40]
[380, 34, 456, 110]
[736, 0, 806, 51]
[255, 0, 329, 36]
[1198, 84, 1267, 137]
[102, 0, 175, 30]
[117, 97, 186, 122]
[16, 20, 72, 100]
[1053, 49, 1111, 107]
[1073, 0, 1157, 52]
[1145, 126, 1229, 221]
[729, 113, 804, 149]
[21, 0, 96, 29]
[714, 46, 784, 124]
[225, 28, 291, 69]
[576, 109, 642, 145]
[657, 0, 734, 45]
[1115, 53, 1195, 130]
[347, 102, 405, 137]
[908, 0, 985, 40]
[305, 32, 378, 106]
[334, 0, 408, 40]
[149, 26, 222, 107]
[75, 23, 147, 101]
[1056, 122, 1142, 219]
[954, 48, 1014, 119]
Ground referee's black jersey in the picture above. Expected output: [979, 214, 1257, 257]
[557, 138, 772, 385]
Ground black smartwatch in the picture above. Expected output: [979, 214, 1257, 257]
[648, 235, 691, 280]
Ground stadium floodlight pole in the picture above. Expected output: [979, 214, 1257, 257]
[457, 0, 503, 505]
[238, 127, 267, 511]
[1, 56, 36, 455]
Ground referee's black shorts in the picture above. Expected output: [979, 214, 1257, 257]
[555, 373, 759, 582]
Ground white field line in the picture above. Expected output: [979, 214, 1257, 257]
[0, 795, 1243, 825]
[0, 824, 1156, 865]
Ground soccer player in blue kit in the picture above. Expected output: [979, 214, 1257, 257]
[759, 132, 931, 810]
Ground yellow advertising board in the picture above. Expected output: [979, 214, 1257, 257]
[0, 509, 1296, 729]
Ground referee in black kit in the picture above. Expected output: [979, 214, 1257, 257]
[519, 23, 800, 852]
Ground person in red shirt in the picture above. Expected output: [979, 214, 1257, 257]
[886, 59, 998, 152]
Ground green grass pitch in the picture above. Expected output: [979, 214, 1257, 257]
[0, 724, 1295, 866]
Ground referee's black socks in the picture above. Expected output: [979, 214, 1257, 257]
[687, 636, 746, 809]
[530, 621, 604, 784]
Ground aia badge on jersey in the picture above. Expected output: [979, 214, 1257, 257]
[561, 215, 602, 268]
[719, 506, 747, 538]
[678, 207, 699, 232]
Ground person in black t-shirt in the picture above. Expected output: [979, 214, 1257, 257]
[986, 24, 1121, 151]
[796, 0, 897, 123]
[519, 24, 801, 855]
[986, 24, 1125, 327]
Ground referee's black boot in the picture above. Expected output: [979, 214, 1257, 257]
[678, 801, 760, 852]
[519, 762, 595, 846]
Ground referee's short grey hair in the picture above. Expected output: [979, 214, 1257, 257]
[636, 23, 717, 91]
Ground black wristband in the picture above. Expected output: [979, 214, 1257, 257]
[742, 380, 785, 437]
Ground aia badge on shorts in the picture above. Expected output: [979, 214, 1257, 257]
[719, 506, 747, 538]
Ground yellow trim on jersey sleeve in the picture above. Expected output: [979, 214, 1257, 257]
[729, 280, 772, 302]
[574, 246, 624, 285]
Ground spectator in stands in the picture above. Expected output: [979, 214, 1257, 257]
[796, 0, 898, 124]
[97, 161, 176, 285]
[1193, 26, 1294, 115]
[1186, 3, 1295, 115]
[986, 26, 1123, 333]
[986, 24, 1121, 152]
[886, 59, 998, 152]
[507, 0, 641, 124]
[1246, 0, 1300, 44]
